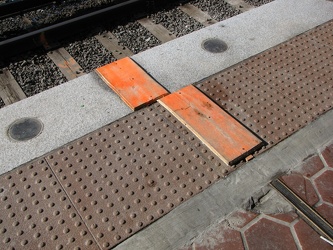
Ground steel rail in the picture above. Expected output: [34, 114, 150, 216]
[0, 0, 147, 60]
[0, 0, 58, 20]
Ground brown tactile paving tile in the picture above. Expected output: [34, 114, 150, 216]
[322, 143, 333, 168]
[45, 103, 228, 249]
[242, 31, 333, 118]
[316, 204, 333, 225]
[0, 159, 99, 250]
[227, 209, 258, 229]
[307, 20, 333, 48]
[196, 64, 309, 148]
[183, 221, 245, 250]
[267, 212, 298, 223]
[280, 174, 319, 206]
[244, 218, 297, 250]
[314, 170, 333, 204]
[294, 219, 333, 250]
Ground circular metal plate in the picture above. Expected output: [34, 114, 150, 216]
[202, 38, 228, 53]
[8, 117, 43, 141]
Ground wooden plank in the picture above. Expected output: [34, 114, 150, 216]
[137, 18, 176, 43]
[224, 0, 255, 12]
[0, 69, 26, 105]
[179, 4, 217, 27]
[95, 32, 133, 60]
[95, 57, 169, 111]
[158, 85, 263, 166]
[47, 47, 85, 81]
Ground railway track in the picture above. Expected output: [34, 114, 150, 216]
[0, 0, 272, 109]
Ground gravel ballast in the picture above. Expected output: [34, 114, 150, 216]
[112, 22, 161, 54]
[149, 6, 205, 38]
[0, 0, 117, 40]
[191, 0, 241, 21]
[243, 0, 274, 7]
[65, 36, 116, 72]
[7, 53, 67, 97]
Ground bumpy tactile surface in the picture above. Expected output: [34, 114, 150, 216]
[196, 20, 333, 148]
[0, 159, 99, 249]
[196, 64, 310, 147]
[243, 31, 333, 118]
[307, 21, 333, 49]
[45, 103, 228, 249]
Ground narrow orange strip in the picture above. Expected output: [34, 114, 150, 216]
[96, 57, 168, 110]
[158, 85, 264, 166]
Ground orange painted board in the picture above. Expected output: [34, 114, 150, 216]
[96, 57, 168, 110]
[158, 85, 264, 166]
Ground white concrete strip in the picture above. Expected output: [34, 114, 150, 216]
[115, 109, 333, 250]
[132, 0, 333, 92]
[0, 72, 131, 175]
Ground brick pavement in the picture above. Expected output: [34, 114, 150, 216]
[180, 142, 333, 250]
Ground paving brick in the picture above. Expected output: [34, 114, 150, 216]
[296, 155, 325, 178]
[316, 203, 333, 225]
[228, 209, 258, 229]
[244, 218, 297, 250]
[314, 170, 333, 204]
[280, 174, 319, 206]
[267, 212, 298, 223]
[185, 222, 244, 250]
[294, 219, 333, 250]
[322, 143, 333, 168]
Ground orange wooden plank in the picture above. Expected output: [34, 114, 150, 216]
[96, 57, 168, 110]
[158, 85, 264, 166]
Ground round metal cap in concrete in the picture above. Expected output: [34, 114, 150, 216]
[8, 117, 43, 141]
[202, 38, 228, 53]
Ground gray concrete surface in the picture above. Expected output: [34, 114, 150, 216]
[0, 72, 131, 174]
[132, 0, 333, 93]
[115, 109, 333, 250]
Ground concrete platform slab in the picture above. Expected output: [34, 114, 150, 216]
[132, 0, 333, 92]
[0, 72, 131, 175]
